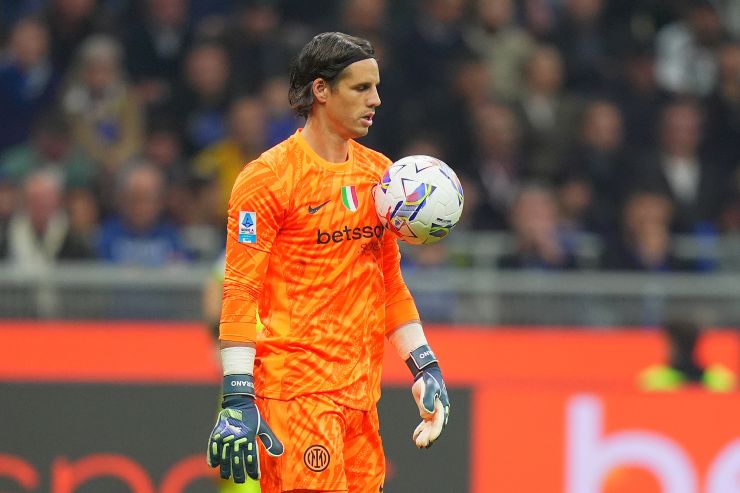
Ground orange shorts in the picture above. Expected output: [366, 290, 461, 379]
[256, 393, 385, 493]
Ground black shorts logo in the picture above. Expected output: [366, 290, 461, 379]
[303, 444, 330, 472]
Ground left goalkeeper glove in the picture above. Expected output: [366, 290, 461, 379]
[406, 345, 450, 448]
[207, 374, 284, 483]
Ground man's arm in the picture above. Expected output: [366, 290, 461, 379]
[380, 226, 420, 333]
[219, 159, 285, 342]
[207, 160, 287, 482]
[380, 232, 450, 448]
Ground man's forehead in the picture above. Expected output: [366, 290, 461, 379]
[341, 58, 380, 82]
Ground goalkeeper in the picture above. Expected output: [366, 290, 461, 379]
[207, 32, 450, 492]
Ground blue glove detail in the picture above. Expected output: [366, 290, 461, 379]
[407, 345, 450, 448]
[207, 374, 284, 482]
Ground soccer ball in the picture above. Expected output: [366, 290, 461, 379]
[373, 155, 464, 245]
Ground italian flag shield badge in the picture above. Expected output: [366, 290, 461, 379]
[341, 185, 359, 212]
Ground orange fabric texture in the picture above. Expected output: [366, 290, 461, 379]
[257, 394, 385, 493]
[220, 130, 419, 410]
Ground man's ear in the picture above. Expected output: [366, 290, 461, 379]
[312, 78, 329, 104]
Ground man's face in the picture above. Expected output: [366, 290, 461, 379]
[121, 170, 163, 232]
[660, 105, 701, 157]
[323, 58, 381, 140]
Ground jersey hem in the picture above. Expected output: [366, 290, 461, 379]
[256, 389, 375, 412]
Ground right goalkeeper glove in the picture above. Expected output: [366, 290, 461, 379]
[406, 345, 450, 448]
[207, 374, 284, 483]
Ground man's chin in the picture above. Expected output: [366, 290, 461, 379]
[351, 126, 370, 138]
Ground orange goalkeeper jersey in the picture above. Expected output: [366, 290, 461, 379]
[220, 130, 419, 410]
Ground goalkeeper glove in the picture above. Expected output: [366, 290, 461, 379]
[207, 374, 284, 482]
[406, 345, 450, 448]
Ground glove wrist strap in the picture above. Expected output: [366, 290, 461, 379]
[405, 344, 438, 378]
[223, 373, 255, 398]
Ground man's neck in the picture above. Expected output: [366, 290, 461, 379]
[301, 118, 350, 163]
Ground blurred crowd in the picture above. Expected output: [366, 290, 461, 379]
[0, 0, 739, 272]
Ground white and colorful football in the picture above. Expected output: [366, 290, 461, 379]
[373, 155, 464, 245]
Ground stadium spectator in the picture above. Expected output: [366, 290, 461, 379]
[514, 44, 580, 180]
[470, 101, 528, 230]
[43, 0, 101, 72]
[558, 99, 628, 231]
[464, 0, 536, 103]
[431, 50, 494, 174]
[259, 75, 301, 147]
[5, 170, 95, 268]
[498, 183, 578, 270]
[0, 111, 95, 190]
[338, 0, 389, 41]
[608, 41, 670, 150]
[655, 0, 726, 96]
[550, 0, 612, 95]
[97, 162, 190, 266]
[625, 98, 730, 233]
[392, 0, 468, 123]
[140, 116, 187, 184]
[60, 35, 144, 175]
[0, 16, 60, 153]
[520, 0, 558, 40]
[639, 320, 735, 391]
[703, 41, 740, 168]
[224, 0, 293, 96]
[124, 0, 193, 112]
[175, 175, 225, 262]
[601, 190, 692, 271]
[169, 40, 233, 154]
[554, 171, 597, 238]
[192, 96, 268, 214]
[142, 123, 220, 260]
[64, 186, 99, 259]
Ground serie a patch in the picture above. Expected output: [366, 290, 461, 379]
[238, 211, 257, 243]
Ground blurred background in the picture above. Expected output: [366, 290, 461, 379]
[0, 0, 739, 492]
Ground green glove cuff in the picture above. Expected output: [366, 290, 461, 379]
[405, 344, 438, 378]
[223, 374, 255, 398]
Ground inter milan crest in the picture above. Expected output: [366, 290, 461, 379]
[304, 444, 330, 472]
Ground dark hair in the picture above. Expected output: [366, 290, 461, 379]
[288, 32, 375, 118]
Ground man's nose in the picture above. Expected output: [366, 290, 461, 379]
[368, 86, 381, 107]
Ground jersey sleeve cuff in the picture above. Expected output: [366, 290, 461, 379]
[385, 299, 420, 335]
[219, 321, 259, 342]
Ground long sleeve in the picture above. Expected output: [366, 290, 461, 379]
[381, 232, 419, 334]
[220, 160, 287, 342]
